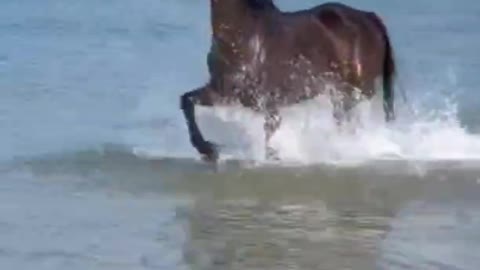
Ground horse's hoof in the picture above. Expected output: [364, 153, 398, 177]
[199, 140, 219, 163]
[266, 146, 280, 161]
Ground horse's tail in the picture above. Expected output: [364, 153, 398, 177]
[383, 27, 396, 121]
[371, 13, 396, 122]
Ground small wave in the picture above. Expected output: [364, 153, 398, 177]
[3, 143, 223, 179]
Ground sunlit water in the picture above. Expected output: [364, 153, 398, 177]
[1, 0, 480, 269]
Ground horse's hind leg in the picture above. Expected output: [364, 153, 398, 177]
[333, 93, 364, 135]
[180, 85, 223, 162]
[264, 109, 281, 160]
[331, 88, 354, 126]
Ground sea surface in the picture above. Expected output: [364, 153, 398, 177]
[1, 0, 480, 269]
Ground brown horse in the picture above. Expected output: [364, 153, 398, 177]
[180, 0, 396, 162]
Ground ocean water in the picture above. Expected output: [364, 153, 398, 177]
[1, 0, 480, 269]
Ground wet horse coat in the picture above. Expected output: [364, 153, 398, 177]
[180, 0, 396, 162]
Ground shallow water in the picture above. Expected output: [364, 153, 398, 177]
[1, 0, 480, 269]
[2, 150, 480, 269]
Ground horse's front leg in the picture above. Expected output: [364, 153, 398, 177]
[264, 109, 282, 160]
[180, 86, 221, 162]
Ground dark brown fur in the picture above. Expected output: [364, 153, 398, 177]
[180, 0, 396, 162]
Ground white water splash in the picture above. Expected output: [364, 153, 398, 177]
[130, 90, 480, 166]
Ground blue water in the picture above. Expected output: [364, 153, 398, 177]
[1, 0, 480, 269]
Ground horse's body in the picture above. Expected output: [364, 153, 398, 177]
[180, 0, 396, 162]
